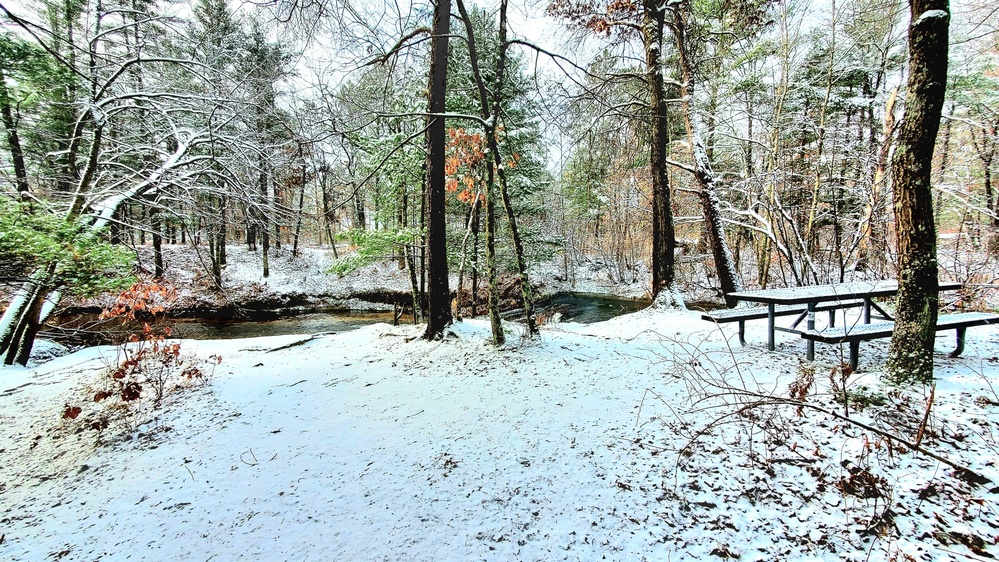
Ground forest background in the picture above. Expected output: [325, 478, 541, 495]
[0, 0, 997, 365]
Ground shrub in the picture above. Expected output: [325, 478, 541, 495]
[63, 280, 220, 440]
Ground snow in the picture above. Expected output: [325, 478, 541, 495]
[914, 10, 949, 26]
[2, 306, 998, 561]
[82, 244, 657, 312]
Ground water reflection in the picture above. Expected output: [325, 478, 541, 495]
[50, 293, 652, 344]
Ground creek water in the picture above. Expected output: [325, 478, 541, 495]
[50, 293, 653, 344]
[164, 310, 396, 340]
[529, 293, 650, 324]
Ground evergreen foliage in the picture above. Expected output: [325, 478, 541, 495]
[0, 200, 134, 295]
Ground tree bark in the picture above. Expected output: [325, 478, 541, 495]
[0, 268, 53, 365]
[485, 162, 504, 344]
[471, 200, 480, 318]
[673, 1, 742, 305]
[643, 0, 678, 303]
[151, 200, 164, 278]
[886, 0, 949, 384]
[292, 144, 307, 258]
[422, 0, 453, 340]
[0, 68, 30, 200]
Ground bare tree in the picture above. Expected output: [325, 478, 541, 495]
[422, 0, 453, 340]
[886, 0, 949, 384]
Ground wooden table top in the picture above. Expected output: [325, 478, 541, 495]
[728, 280, 962, 305]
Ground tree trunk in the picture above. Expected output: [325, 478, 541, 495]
[422, 0, 453, 340]
[151, 201, 164, 278]
[886, 0, 949, 384]
[293, 152, 307, 257]
[673, 1, 742, 305]
[983, 158, 994, 226]
[219, 195, 227, 266]
[110, 207, 123, 244]
[971, 123, 997, 226]
[0, 267, 54, 365]
[455, 193, 480, 320]
[259, 160, 270, 278]
[207, 194, 225, 291]
[353, 183, 366, 229]
[471, 199, 480, 318]
[485, 162, 504, 344]
[262, 224, 270, 278]
[643, 0, 678, 303]
[0, 68, 30, 200]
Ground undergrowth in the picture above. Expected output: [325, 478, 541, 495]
[62, 279, 221, 441]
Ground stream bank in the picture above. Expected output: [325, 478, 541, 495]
[45, 244, 728, 346]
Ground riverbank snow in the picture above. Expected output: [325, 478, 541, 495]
[78, 244, 658, 312]
[2, 309, 998, 561]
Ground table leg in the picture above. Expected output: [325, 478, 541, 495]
[950, 328, 967, 358]
[863, 298, 872, 324]
[806, 303, 816, 361]
[768, 303, 775, 351]
[849, 341, 860, 370]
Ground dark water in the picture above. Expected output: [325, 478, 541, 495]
[532, 293, 650, 324]
[164, 310, 397, 340]
[49, 309, 398, 345]
[50, 293, 649, 344]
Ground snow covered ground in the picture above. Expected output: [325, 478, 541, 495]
[2, 308, 998, 561]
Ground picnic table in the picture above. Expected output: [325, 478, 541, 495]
[725, 280, 963, 361]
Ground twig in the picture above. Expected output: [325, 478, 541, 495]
[721, 392, 989, 484]
[240, 449, 259, 467]
[914, 383, 935, 448]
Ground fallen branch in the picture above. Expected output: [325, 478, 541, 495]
[265, 332, 336, 353]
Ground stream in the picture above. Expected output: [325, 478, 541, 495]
[49, 293, 652, 344]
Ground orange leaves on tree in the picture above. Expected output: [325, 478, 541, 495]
[456, 190, 476, 204]
[446, 128, 486, 205]
[506, 152, 521, 170]
[546, 0, 638, 37]
[100, 280, 177, 322]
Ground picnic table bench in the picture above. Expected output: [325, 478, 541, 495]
[704, 280, 968, 366]
[800, 311, 999, 370]
[701, 299, 866, 346]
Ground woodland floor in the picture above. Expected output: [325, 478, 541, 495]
[2, 302, 998, 561]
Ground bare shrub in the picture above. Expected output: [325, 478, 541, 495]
[63, 279, 221, 441]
